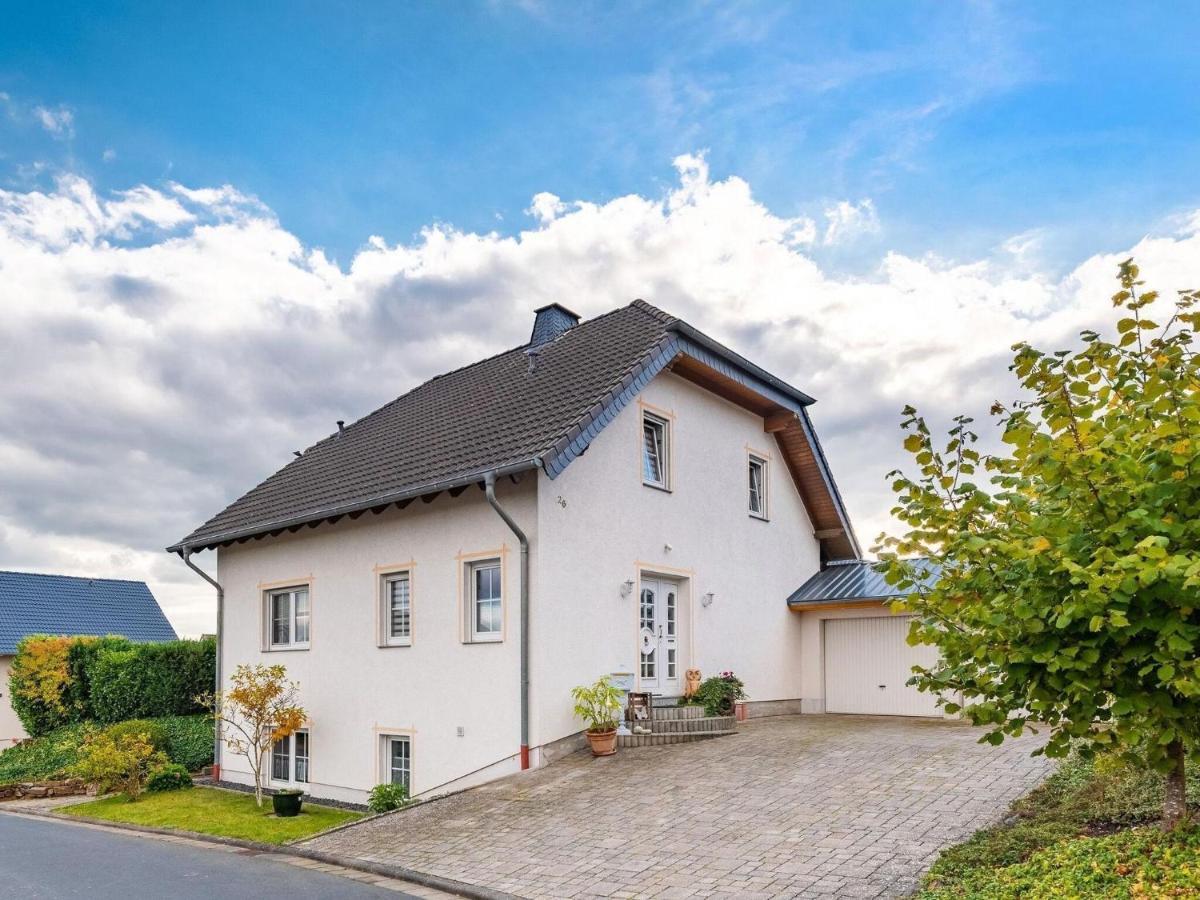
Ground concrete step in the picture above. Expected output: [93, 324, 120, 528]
[644, 704, 706, 721]
[617, 730, 735, 748]
[648, 715, 735, 734]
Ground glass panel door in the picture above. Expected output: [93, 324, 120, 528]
[639, 583, 658, 687]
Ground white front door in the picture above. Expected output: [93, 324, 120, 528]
[639, 578, 680, 693]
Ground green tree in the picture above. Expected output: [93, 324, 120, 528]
[877, 261, 1200, 829]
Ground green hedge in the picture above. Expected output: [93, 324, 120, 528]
[8, 635, 215, 736]
[0, 715, 213, 783]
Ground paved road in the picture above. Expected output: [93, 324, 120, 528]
[307, 714, 1054, 899]
[0, 812, 425, 899]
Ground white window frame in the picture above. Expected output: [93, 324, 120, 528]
[269, 729, 309, 786]
[381, 734, 411, 791]
[265, 586, 311, 650]
[642, 412, 670, 490]
[465, 558, 503, 643]
[380, 570, 412, 647]
[748, 454, 769, 519]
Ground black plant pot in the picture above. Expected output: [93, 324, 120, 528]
[717, 696, 735, 717]
[272, 789, 304, 817]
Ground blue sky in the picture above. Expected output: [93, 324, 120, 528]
[2, 1, 1197, 269]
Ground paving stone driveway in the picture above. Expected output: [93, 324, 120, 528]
[305, 716, 1053, 899]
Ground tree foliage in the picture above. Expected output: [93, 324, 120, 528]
[877, 261, 1200, 828]
[205, 664, 305, 808]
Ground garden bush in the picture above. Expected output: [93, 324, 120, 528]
[104, 718, 169, 752]
[691, 671, 746, 717]
[70, 727, 169, 801]
[368, 783, 411, 813]
[8, 635, 214, 736]
[146, 763, 193, 793]
[0, 715, 212, 784]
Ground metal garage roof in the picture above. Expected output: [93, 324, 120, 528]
[787, 558, 941, 608]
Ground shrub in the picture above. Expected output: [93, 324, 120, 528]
[146, 763, 193, 793]
[158, 715, 214, 772]
[8, 635, 214, 735]
[922, 826, 1200, 899]
[8, 636, 78, 736]
[104, 718, 169, 752]
[692, 671, 746, 717]
[89, 638, 215, 723]
[368, 783, 411, 813]
[70, 726, 169, 801]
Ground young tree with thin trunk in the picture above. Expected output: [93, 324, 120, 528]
[878, 261, 1200, 829]
[203, 663, 305, 808]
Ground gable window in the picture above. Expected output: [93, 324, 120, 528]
[382, 734, 411, 790]
[466, 559, 502, 642]
[380, 571, 412, 646]
[266, 586, 310, 650]
[748, 455, 768, 519]
[642, 413, 669, 489]
[271, 730, 309, 785]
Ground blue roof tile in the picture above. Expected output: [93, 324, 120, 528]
[0, 571, 177, 654]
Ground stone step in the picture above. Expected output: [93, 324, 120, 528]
[617, 730, 735, 748]
[643, 704, 706, 721]
[648, 715, 736, 734]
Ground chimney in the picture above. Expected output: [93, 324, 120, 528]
[529, 303, 580, 348]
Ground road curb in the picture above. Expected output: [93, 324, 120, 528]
[0, 805, 518, 900]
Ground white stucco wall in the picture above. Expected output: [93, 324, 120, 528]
[0, 654, 27, 746]
[215, 477, 535, 803]
[530, 371, 822, 749]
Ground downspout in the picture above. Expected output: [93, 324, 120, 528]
[484, 471, 530, 770]
[179, 547, 224, 782]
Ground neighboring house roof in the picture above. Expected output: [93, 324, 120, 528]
[171, 299, 860, 559]
[0, 571, 178, 655]
[787, 558, 942, 608]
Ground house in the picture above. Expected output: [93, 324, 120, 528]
[0, 571, 179, 744]
[170, 300, 941, 805]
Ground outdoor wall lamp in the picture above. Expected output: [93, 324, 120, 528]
[702, 592, 715, 608]
[620, 579, 635, 599]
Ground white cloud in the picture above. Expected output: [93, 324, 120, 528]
[33, 104, 74, 139]
[0, 159, 1197, 636]
[102, 148, 117, 163]
[823, 198, 880, 245]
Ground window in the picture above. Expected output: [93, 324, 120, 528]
[467, 559, 502, 642]
[381, 571, 412, 646]
[642, 413, 669, 489]
[270, 730, 309, 785]
[748, 455, 768, 518]
[266, 586, 310, 649]
[383, 735, 411, 790]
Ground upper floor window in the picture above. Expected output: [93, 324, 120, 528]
[467, 559, 502, 642]
[748, 455, 768, 519]
[642, 413, 670, 489]
[380, 571, 412, 646]
[267, 586, 310, 650]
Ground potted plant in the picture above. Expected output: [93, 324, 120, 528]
[693, 671, 747, 718]
[272, 788, 304, 817]
[571, 676, 623, 757]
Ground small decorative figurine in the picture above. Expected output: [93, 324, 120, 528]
[684, 668, 702, 698]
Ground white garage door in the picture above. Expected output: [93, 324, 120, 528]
[824, 616, 942, 717]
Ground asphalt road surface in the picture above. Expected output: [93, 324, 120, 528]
[0, 813, 423, 899]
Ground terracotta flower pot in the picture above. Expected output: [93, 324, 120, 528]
[586, 728, 618, 757]
[734, 701, 747, 722]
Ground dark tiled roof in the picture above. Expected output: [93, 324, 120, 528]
[171, 299, 855, 554]
[787, 558, 941, 607]
[0, 571, 177, 654]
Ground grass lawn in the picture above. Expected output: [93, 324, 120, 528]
[64, 786, 361, 844]
[918, 755, 1200, 898]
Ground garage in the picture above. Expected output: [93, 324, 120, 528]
[787, 558, 946, 718]
[823, 615, 941, 716]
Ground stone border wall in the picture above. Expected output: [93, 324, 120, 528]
[0, 777, 89, 801]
